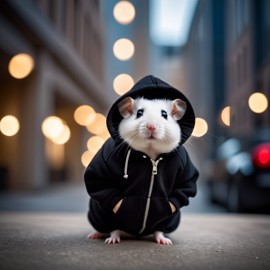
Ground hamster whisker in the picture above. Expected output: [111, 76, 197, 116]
[114, 132, 133, 155]
[164, 130, 177, 145]
[120, 130, 140, 147]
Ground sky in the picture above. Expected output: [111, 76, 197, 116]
[149, 0, 198, 46]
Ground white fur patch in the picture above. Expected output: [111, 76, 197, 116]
[118, 98, 182, 160]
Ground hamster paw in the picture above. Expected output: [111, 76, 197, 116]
[154, 231, 173, 245]
[105, 230, 121, 244]
[87, 231, 107, 239]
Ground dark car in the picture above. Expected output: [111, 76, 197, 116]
[207, 128, 270, 213]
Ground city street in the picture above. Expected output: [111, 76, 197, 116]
[0, 182, 270, 269]
[0, 180, 224, 213]
[1, 0, 270, 269]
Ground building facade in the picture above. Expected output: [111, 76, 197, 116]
[225, 0, 270, 137]
[0, 0, 111, 190]
[175, 0, 225, 164]
[181, 0, 270, 162]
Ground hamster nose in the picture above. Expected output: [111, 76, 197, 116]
[146, 123, 156, 132]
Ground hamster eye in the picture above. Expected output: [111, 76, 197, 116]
[136, 109, 144, 118]
[161, 110, 168, 119]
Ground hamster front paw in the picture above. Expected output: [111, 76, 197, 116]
[105, 230, 121, 244]
[154, 231, 173, 245]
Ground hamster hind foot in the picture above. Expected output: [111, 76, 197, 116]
[87, 231, 108, 239]
[154, 231, 173, 245]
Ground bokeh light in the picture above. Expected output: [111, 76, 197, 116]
[221, 106, 230, 126]
[248, 92, 268, 113]
[81, 150, 95, 167]
[0, 115, 20, 136]
[113, 38, 135, 61]
[99, 128, 111, 141]
[53, 125, 71, 145]
[87, 136, 105, 154]
[86, 113, 107, 135]
[113, 74, 134, 95]
[41, 116, 64, 140]
[8, 53, 34, 79]
[42, 116, 71, 144]
[192, 117, 208, 137]
[74, 105, 96, 126]
[113, 1, 136, 25]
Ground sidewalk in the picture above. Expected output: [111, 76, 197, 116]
[0, 212, 269, 270]
[1, 182, 269, 269]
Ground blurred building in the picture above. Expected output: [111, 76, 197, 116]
[180, 0, 270, 163]
[176, 0, 225, 163]
[226, 0, 270, 137]
[0, 0, 111, 190]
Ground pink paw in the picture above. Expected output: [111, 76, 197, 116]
[104, 236, 120, 244]
[87, 232, 106, 239]
[104, 230, 121, 244]
[154, 231, 173, 245]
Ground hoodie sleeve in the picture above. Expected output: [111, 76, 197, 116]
[84, 141, 122, 212]
[168, 147, 199, 210]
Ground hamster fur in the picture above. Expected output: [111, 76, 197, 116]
[118, 97, 187, 160]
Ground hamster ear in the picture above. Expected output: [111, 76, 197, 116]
[118, 97, 134, 118]
[171, 99, 187, 120]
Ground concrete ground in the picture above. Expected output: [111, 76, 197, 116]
[0, 212, 270, 270]
[0, 182, 269, 269]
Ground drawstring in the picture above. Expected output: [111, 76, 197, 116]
[123, 149, 163, 179]
[123, 149, 132, 179]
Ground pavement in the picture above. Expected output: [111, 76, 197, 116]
[0, 212, 270, 270]
[0, 182, 270, 269]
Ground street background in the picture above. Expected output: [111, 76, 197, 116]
[0, 0, 270, 269]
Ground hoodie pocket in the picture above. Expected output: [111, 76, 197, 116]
[115, 196, 144, 234]
[147, 197, 172, 228]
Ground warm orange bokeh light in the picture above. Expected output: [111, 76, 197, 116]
[8, 53, 34, 79]
[192, 118, 208, 137]
[87, 136, 105, 154]
[0, 115, 20, 136]
[86, 113, 107, 135]
[42, 116, 71, 144]
[113, 74, 134, 95]
[42, 116, 64, 140]
[53, 125, 71, 145]
[113, 38, 135, 61]
[221, 106, 230, 126]
[248, 92, 268, 113]
[74, 105, 96, 126]
[99, 128, 111, 141]
[81, 150, 95, 167]
[113, 1, 136, 25]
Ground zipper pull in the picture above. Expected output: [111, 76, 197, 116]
[152, 164, 158, 175]
[151, 157, 162, 175]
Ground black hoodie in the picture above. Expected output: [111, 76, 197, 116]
[84, 75, 199, 236]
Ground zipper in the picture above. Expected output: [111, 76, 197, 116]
[139, 157, 163, 234]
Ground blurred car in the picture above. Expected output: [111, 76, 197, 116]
[207, 128, 270, 213]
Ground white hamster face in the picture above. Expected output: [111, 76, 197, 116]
[118, 98, 183, 157]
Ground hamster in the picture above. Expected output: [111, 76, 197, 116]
[92, 98, 186, 244]
[118, 97, 187, 160]
[84, 75, 199, 245]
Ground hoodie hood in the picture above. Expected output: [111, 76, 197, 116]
[107, 75, 196, 145]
